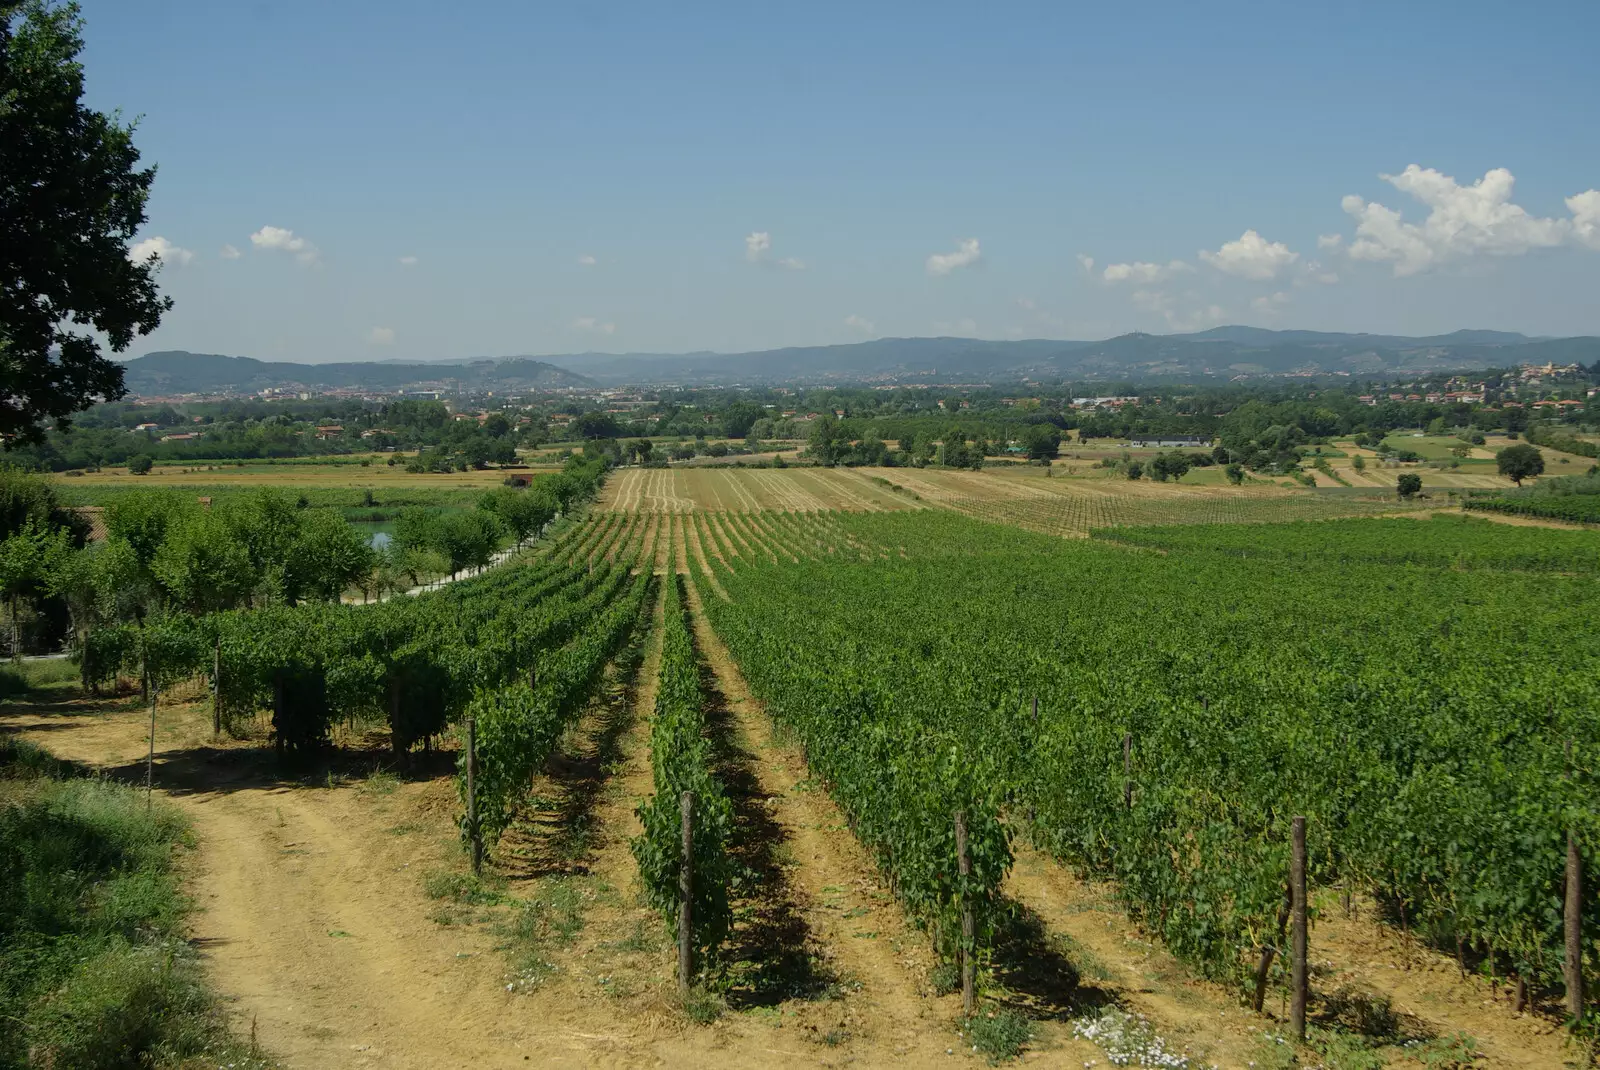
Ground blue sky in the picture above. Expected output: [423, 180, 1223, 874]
[81, 0, 1600, 361]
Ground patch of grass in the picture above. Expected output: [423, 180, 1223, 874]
[360, 767, 399, 796]
[930, 960, 961, 996]
[497, 877, 593, 991]
[386, 821, 425, 836]
[0, 741, 277, 1069]
[682, 985, 726, 1024]
[1248, 1030, 1299, 1070]
[1047, 931, 1114, 983]
[423, 869, 506, 905]
[1406, 1032, 1481, 1068]
[1308, 1025, 1386, 1070]
[962, 1008, 1034, 1064]
[601, 918, 669, 954]
[0, 657, 80, 698]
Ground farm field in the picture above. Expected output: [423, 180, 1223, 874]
[598, 466, 924, 513]
[1320, 434, 1598, 491]
[54, 459, 527, 493]
[599, 465, 1449, 537]
[8, 483, 1596, 1070]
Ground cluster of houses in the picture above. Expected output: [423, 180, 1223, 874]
[1356, 389, 1486, 405]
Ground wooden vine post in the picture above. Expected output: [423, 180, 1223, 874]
[146, 683, 158, 811]
[955, 809, 976, 1016]
[212, 635, 222, 737]
[465, 717, 482, 876]
[1566, 739, 1584, 1025]
[679, 790, 694, 996]
[1291, 815, 1308, 1042]
[1568, 832, 1584, 1023]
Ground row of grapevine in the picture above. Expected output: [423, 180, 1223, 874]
[1095, 513, 1600, 572]
[465, 557, 654, 840]
[632, 565, 734, 974]
[1466, 494, 1600, 525]
[687, 542, 1012, 962]
[695, 509, 1598, 1009]
[78, 462, 624, 756]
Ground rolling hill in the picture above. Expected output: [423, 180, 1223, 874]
[122, 328, 1600, 393]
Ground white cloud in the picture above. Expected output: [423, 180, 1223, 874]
[1102, 259, 1190, 284]
[1251, 291, 1291, 313]
[744, 232, 804, 270]
[932, 317, 978, 335]
[220, 243, 241, 260]
[1076, 254, 1095, 274]
[1317, 233, 1344, 251]
[1200, 230, 1299, 281]
[577, 254, 598, 266]
[1128, 289, 1226, 332]
[250, 225, 319, 265]
[1340, 165, 1572, 276]
[1294, 260, 1340, 287]
[366, 326, 395, 345]
[844, 314, 876, 335]
[1015, 297, 1036, 310]
[926, 238, 981, 276]
[128, 236, 194, 267]
[398, 255, 419, 266]
[571, 316, 617, 335]
[1569, 190, 1600, 251]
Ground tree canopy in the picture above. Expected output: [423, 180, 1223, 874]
[1496, 443, 1544, 486]
[1, 1, 171, 444]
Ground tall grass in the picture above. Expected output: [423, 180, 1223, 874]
[0, 738, 274, 1069]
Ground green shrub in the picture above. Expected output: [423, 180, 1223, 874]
[963, 1008, 1033, 1063]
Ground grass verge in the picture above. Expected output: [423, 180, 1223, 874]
[0, 737, 276, 1069]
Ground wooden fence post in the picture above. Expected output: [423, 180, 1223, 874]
[466, 717, 482, 876]
[146, 684, 158, 810]
[1291, 815, 1308, 1042]
[1566, 739, 1585, 1026]
[1123, 733, 1133, 810]
[955, 809, 975, 1016]
[212, 636, 222, 737]
[1568, 830, 1584, 1024]
[679, 790, 694, 996]
[1031, 695, 1038, 724]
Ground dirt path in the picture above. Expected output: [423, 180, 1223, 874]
[1309, 894, 1573, 1068]
[0, 680, 945, 1069]
[1004, 840, 1575, 1070]
[1003, 842, 1287, 1069]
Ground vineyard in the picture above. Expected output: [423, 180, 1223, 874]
[688, 509, 1599, 1020]
[1096, 512, 1600, 571]
[26, 475, 1599, 1068]
[1467, 493, 1600, 525]
[939, 488, 1433, 536]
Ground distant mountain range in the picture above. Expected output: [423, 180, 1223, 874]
[122, 352, 595, 395]
[122, 328, 1600, 394]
